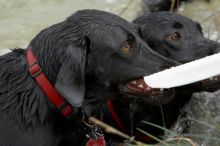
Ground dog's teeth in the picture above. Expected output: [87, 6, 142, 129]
[160, 88, 164, 92]
[214, 77, 218, 81]
[138, 84, 144, 88]
[132, 81, 137, 84]
[146, 86, 151, 90]
[209, 77, 214, 81]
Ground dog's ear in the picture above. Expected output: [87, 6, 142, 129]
[55, 38, 90, 107]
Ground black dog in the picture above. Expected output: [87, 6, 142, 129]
[134, 12, 220, 63]
[133, 11, 220, 140]
[134, 12, 220, 92]
[100, 12, 220, 144]
[0, 10, 178, 146]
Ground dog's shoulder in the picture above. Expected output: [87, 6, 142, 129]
[0, 48, 26, 77]
[0, 48, 25, 64]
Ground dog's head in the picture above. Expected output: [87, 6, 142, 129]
[133, 12, 220, 63]
[29, 10, 178, 115]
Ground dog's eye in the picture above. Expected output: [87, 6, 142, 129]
[167, 32, 181, 41]
[121, 41, 132, 54]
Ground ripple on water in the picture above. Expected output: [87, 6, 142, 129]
[0, 0, 142, 51]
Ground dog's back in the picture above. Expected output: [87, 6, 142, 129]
[0, 49, 61, 146]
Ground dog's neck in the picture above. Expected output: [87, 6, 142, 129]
[102, 99, 157, 143]
[0, 49, 51, 125]
[108, 98, 157, 131]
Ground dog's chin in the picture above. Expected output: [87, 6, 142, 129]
[120, 78, 175, 105]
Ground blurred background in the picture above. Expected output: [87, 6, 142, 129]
[0, 0, 143, 54]
[0, 0, 220, 145]
[1, 0, 220, 53]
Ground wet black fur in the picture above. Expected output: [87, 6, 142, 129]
[134, 12, 220, 63]
[101, 12, 220, 144]
[0, 10, 179, 146]
[133, 12, 220, 132]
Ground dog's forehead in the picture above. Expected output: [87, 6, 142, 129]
[70, 9, 138, 33]
[156, 13, 198, 30]
[137, 12, 200, 34]
[91, 26, 130, 48]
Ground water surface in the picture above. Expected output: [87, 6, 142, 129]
[0, 0, 142, 54]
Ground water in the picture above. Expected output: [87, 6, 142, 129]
[1, 0, 220, 53]
[0, 0, 142, 54]
[179, 0, 220, 41]
[170, 1, 220, 145]
[170, 90, 220, 146]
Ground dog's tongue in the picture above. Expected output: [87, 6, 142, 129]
[124, 78, 154, 95]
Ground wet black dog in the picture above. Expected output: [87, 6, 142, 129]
[0, 10, 178, 146]
[100, 12, 220, 144]
[134, 12, 220, 63]
[133, 11, 220, 140]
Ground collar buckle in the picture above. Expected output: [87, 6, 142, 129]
[29, 62, 42, 77]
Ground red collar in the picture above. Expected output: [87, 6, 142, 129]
[26, 48, 74, 119]
[107, 100, 152, 142]
[107, 101, 127, 133]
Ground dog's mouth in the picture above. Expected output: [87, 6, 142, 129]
[123, 78, 160, 96]
[121, 77, 175, 105]
[199, 75, 220, 91]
